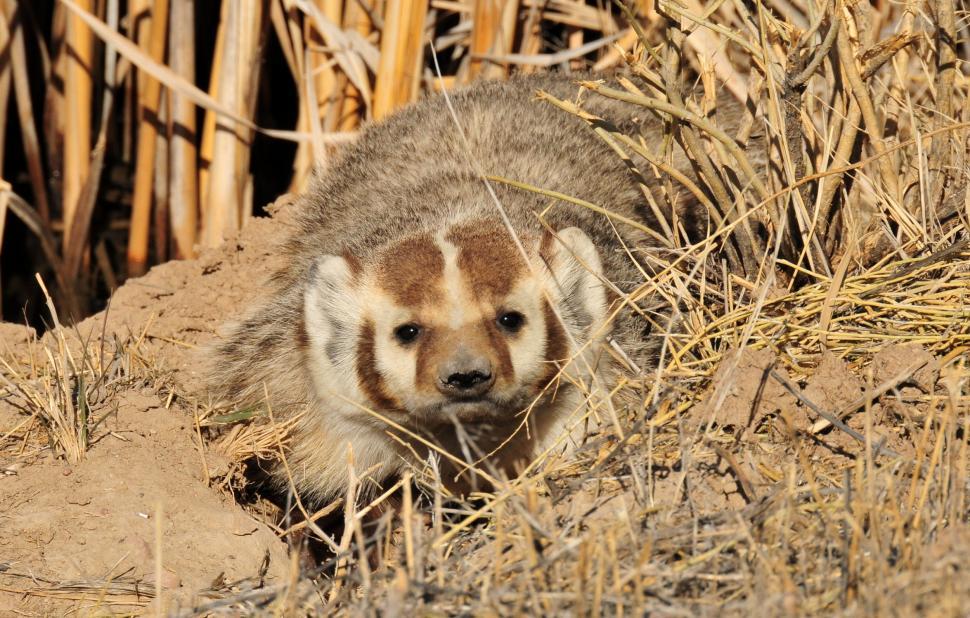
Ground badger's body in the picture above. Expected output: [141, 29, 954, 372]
[210, 75, 728, 505]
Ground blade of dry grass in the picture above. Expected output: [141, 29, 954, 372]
[473, 30, 624, 67]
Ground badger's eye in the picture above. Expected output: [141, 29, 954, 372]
[497, 311, 525, 332]
[393, 323, 422, 344]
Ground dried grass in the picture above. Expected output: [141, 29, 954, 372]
[0, 280, 142, 463]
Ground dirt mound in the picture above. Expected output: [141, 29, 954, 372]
[70, 198, 298, 396]
[0, 389, 288, 614]
[0, 201, 298, 614]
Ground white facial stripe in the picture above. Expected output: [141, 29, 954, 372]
[304, 255, 366, 405]
[435, 233, 471, 329]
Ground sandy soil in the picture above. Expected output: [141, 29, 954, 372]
[0, 200, 298, 614]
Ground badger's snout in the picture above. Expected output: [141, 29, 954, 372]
[436, 348, 495, 398]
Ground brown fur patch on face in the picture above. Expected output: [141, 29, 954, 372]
[374, 234, 444, 307]
[446, 221, 527, 302]
[413, 329, 445, 395]
[482, 318, 514, 381]
[357, 321, 401, 410]
[539, 300, 569, 386]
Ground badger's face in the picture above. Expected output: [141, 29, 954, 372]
[303, 221, 609, 428]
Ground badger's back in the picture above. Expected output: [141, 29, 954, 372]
[288, 75, 680, 287]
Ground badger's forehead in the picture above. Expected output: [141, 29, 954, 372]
[369, 220, 532, 308]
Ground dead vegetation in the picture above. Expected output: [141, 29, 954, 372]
[0, 280, 146, 464]
[1, 0, 969, 615]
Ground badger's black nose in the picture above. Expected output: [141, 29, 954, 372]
[445, 369, 492, 389]
[437, 354, 495, 398]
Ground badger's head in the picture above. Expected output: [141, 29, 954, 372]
[302, 220, 610, 429]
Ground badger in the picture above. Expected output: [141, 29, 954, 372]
[209, 74, 745, 506]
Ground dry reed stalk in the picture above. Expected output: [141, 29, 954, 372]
[0, 59, 12, 178]
[118, 1, 144, 160]
[61, 0, 122, 302]
[928, 0, 959, 215]
[128, 0, 151, 94]
[43, 3, 66, 205]
[0, 12, 10, 178]
[497, 0, 520, 72]
[236, 4, 269, 229]
[201, 0, 267, 247]
[127, 0, 169, 277]
[168, 0, 197, 260]
[834, 25, 899, 205]
[200, 1, 238, 247]
[679, 0, 748, 101]
[516, 0, 543, 74]
[567, 26, 583, 70]
[469, 0, 517, 79]
[152, 96, 169, 263]
[0, 188, 7, 295]
[338, 0, 374, 131]
[198, 0, 228, 221]
[284, 1, 313, 193]
[126, 0, 151, 167]
[521, 0, 608, 30]
[313, 0, 344, 132]
[373, 0, 429, 119]
[269, 0, 299, 80]
[63, 0, 95, 250]
[3, 0, 51, 222]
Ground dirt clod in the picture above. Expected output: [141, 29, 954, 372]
[693, 347, 799, 436]
[871, 342, 938, 392]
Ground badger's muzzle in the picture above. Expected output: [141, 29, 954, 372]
[436, 348, 495, 398]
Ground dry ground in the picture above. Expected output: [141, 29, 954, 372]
[0, 194, 967, 615]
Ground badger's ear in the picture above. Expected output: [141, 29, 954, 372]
[542, 227, 609, 338]
[303, 255, 360, 367]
